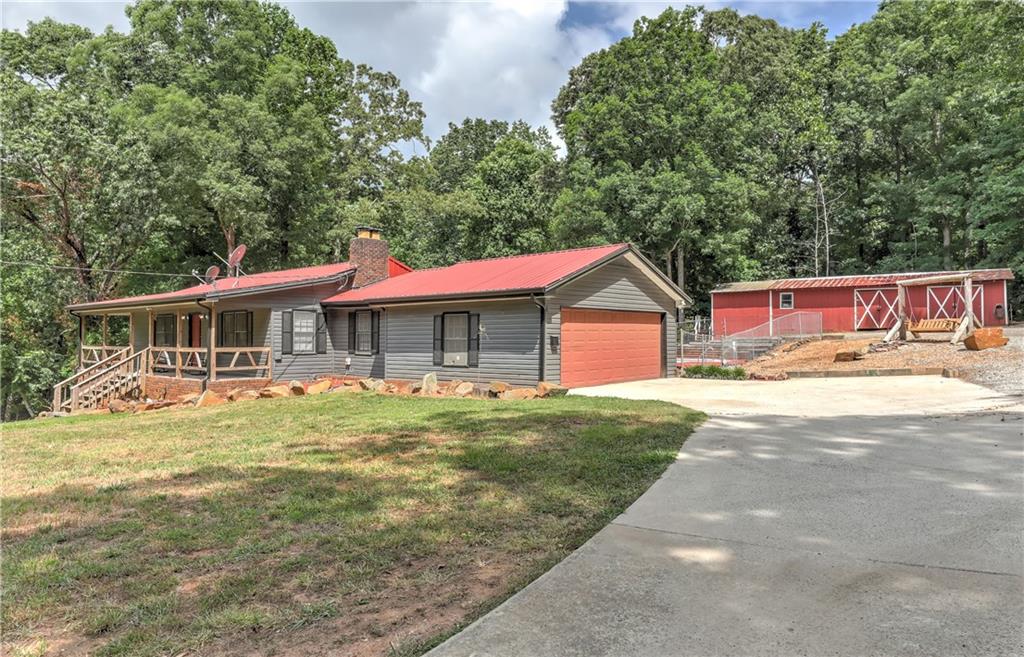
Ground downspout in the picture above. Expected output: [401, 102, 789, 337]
[531, 294, 545, 383]
[196, 300, 214, 391]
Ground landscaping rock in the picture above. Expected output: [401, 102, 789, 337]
[410, 382, 423, 394]
[108, 399, 132, 413]
[421, 372, 439, 395]
[833, 350, 860, 363]
[359, 378, 385, 391]
[500, 388, 537, 400]
[445, 379, 465, 396]
[381, 383, 399, 394]
[306, 380, 332, 395]
[453, 381, 475, 397]
[964, 327, 1009, 351]
[195, 390, 226, 408]
[180, 392, 201, 405]
[233, 390, 261, 401]
[289, 380, 306, 395]
[260, 385, 291, 398]
[488, 381, 509, 397]
[536, 381, 568, 398]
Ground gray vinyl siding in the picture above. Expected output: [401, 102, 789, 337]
[243, 283, 337, 382]
[385, 300, 541, 386]
[329, 308, 386, 379]
[130, 310, 148, 351]
[544, 256, 679, 385]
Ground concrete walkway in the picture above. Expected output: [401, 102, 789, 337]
[428, 378, 1024, 657]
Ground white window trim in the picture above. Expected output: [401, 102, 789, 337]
[355, 310, 373, 355]
[779, 292, 794, 309]
[292, 309, 316, 355]
[443, 312, 469, 367]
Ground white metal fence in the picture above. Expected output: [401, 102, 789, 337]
[725, 311, 823, 340]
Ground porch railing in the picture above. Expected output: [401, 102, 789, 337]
[53, 346, 131, 411]
[81, 344, 129, 367]
[146, 346, 272, 380]
[53, 347, 146, 413]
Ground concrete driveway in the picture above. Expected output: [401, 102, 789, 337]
[428, 377, 1024, 656]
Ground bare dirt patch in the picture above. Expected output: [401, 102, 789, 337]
[747, 328, 1024, 396]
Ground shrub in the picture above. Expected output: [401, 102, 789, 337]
[681, 364, 747, 380]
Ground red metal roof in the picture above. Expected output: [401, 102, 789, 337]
[68, 261, 356, 310]
[712, 268, 1014, 294]
[324, 244, 630, 305]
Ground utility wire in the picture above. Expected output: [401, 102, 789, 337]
[0, 260, 353, 281]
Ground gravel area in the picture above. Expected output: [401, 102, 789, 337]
[747, 324, 1024, 396]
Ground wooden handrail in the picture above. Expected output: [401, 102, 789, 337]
[53, 346, 132, 411]
[71, 347, 148, 393]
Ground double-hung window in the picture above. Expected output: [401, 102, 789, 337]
[292, 310, 316, 354]
[347, 310, 379, 355]
[433, 312, 479, 368]
[219, 310, 252, 347]
[443, 313, 469, 366]
[779, 292, 794, 309]
[153, 314, 176, 347]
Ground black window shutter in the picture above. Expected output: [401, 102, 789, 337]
[282, 311, 293, 355]
[468, 313, 480, 367]
[315, 311, 327, 354]
[348, 312, 356, 353]
[371, 311, 380, 354]
[219, 312, 228, 347]
[432, 315, 443, 366]
[247, 311, 253, 347]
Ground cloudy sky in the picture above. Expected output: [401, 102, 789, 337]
[2, 1, 879, 148]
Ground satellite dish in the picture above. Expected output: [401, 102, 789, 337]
[227, 244, 247, 269]
[204, 265, 220, 283]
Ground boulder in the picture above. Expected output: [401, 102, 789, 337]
[420, 372, 439, 395]
[381, 383, 399, 394]
[833, 350, 861, 363]
[233, 390, 261, 401]
[500, 388, 537, 400]
[289, 380, 306, 396]
[306, 379, 332, 395]
[108, 399, 132, 413]
[180, 392, 201, 405]
[410, 382, 423, 394]
[330, 384, 356, 393]
[536, 381, 568, 398]
[453, 381, 475, 397]
[445, 379, 465, 396]
[964, 327, 1009, 351]
[359, 378, 384, 391]
[226, 388, 249, 402]
[487, 381, 509, 398]
[260, 385, 291, 398]
[195, 390, 226, 408]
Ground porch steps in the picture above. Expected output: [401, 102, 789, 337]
[53, 348, 147, 413]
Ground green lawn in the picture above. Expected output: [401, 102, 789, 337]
[3, 392, 702, 657]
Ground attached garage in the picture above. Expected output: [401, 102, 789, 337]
[560, 308, 664, 387]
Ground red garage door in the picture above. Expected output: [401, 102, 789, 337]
[561, 308, 663, 388]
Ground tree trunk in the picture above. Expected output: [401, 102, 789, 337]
[675, 247, 685, 293]
[942, 222, 952, 270]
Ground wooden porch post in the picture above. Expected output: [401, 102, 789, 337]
[128, 313, 134, 351]
[147, 309, 154, 375]
[175, 311, 182, 378]
[78, 314, 85, 369]
[209, 306, 217, 382]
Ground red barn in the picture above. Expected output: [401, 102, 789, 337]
[710, 269, 1014, 336]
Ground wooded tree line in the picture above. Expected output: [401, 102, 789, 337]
[2, 0, 1021, 417]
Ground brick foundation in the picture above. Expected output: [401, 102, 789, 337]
[143, 375, 270, 401]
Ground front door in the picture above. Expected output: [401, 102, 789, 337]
[854, 288, 899, 330]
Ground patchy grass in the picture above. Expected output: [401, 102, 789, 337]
[681, 364, 747, 380]
[3, 392, 703, 657]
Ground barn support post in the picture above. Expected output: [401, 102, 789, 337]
[897, 285, 907, 341]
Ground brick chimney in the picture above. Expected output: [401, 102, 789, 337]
[348, 226, 389, 287]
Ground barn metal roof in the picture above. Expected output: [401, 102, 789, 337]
[711, 268, 1014, 294]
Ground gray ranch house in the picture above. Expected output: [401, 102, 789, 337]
[55, 230, 689, 412]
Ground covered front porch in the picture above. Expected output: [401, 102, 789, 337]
[55, 304, 273, 412]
